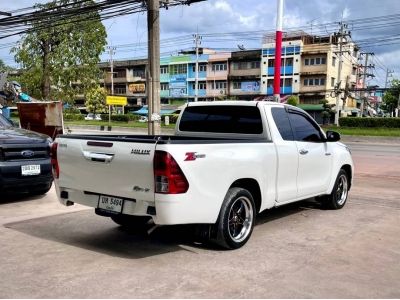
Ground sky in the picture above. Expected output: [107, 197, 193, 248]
[1, 0, 400, 87]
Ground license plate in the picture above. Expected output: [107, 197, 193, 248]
[98, 195, 123, 213]
[21, 165, 41, 176]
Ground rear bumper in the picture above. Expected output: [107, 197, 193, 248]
[55, 186, 218, 225]
[0, 159, 53, 193]
[56, 186, 156, 218]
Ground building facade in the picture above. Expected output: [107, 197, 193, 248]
[228, 50, 261, 100]
[300, 34, 359, 114]
[99, 59, 147, 107]
[95, 32, 361, 117]
[261, 33, 303, 97]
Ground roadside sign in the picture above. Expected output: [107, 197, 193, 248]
[106, 96, 127, 106]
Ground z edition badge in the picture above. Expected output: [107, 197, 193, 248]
[131, 149, 151, 155]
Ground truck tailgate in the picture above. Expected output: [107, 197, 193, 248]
[57, 137, 156, 202]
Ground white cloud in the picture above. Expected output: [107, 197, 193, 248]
[214, 0, 232, 13]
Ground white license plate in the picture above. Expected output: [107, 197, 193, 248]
[21, 165, 41, 176]
[98, 195, 123, 213]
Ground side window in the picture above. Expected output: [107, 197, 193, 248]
[271, 107, 294, 141]
[288, 112, 323, 142]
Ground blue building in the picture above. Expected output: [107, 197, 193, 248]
[260, 34, 302, 97]
[160, 54, 209, 102]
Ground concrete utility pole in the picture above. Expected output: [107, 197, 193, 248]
[147, 0, 161, 135]
[273, 0, 284, 102]
[107, 46, 116, 95]
[360, 52, 375, 117]
[107, 46, 116, 124]
[334, 22, 349, 126]
[397, 94, 400, 117]
[193, 33, 202, 102]
[384, 69, 394, 116]
[385, 68, 394, 88]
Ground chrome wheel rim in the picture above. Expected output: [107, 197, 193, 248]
[228, 196, 253, 243]
[336, 174, 348, 206]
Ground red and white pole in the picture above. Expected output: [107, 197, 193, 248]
[273, 0, 284, 102]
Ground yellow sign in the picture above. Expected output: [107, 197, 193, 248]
[106, 96, 127, 106]
[129, 83, 145, 93]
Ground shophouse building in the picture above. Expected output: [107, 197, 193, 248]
[161, 53, 209, 102]
[260, 31, 360, 116]
[99, 59, 147, 108]
[206, 52, 231, 100]
[261, 32, 303, 97]
[228, 50, 261, 100]
[300, 34, 359, 113]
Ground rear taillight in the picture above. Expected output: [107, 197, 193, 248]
[50, 142, 59, 179]
[154, 150, 189, 194]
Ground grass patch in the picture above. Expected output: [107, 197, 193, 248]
[322, 126, 400, 137]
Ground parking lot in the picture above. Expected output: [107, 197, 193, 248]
[0, 138, 399, 298]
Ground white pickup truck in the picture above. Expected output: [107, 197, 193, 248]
[53, 101, 353, 249]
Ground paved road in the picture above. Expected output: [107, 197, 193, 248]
[0, 139, 399, 298]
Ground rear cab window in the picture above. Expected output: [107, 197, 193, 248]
[179, 105, 263, 135]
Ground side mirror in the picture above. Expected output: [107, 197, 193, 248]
[326, 130, 341, 142]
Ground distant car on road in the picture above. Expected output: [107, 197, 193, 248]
[85, 113, 102, 121]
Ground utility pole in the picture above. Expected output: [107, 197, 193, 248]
[334, 22, 350, 126]
[107, 46, 116, 95]
[397, 94, 400, 117]
[359, 52, 375, 117]
[147, 0, 161, 135]
[384, 68, 394, 116]
[384, 68, 394, 88]
[273, 0, 284, 102]
[107, 46, 116, 124]
[193, 33, 202, 102]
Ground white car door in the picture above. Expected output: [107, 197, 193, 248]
[269, 107, 299, 203]
[287, 109, 332, 198]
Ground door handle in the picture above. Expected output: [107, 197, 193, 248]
[325, 152, 332, 156]
[83, 151, 114, 163]
[299, 149, 308, 155]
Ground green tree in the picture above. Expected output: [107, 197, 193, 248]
[85, 87, 107, 115]
[12, 0, 107, 102]
[287, 95, 299, 106]
[320, 99, 334, 125]
[0, 59, 6, 71]
[383, 79, 400, 115]
[0, 59, 14, 72]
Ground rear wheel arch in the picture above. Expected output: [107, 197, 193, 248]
[230, 178, 262, 213]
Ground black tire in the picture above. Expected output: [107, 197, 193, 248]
[214, 187, 256, 250]
[318, 169, 349, 210]
[110, 215, 151, 230]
